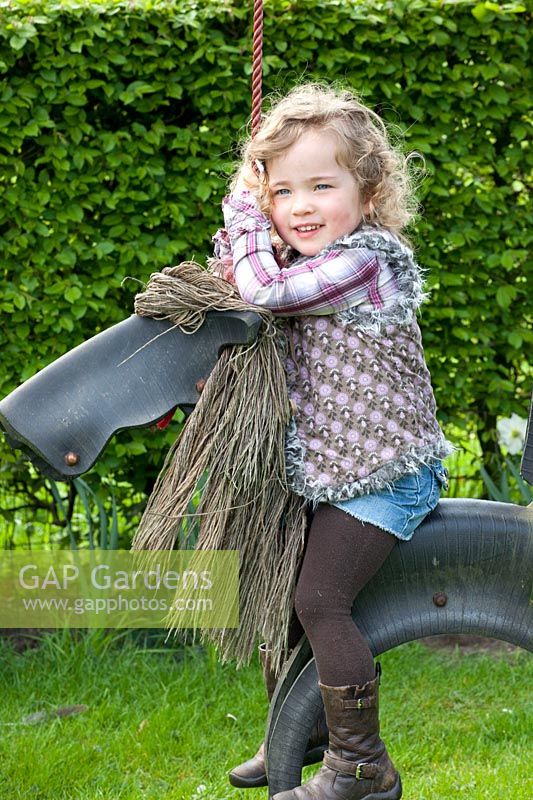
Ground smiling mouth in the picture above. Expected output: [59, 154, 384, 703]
[294, 224, 323, 233]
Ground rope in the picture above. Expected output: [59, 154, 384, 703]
[132, 262, 308, 672]
[251, 0, 263, 138]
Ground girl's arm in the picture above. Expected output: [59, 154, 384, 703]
[223, 192, 397, 315]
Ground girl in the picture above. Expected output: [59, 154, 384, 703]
[215, 84, 451, 800]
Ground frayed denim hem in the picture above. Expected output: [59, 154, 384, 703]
[331, 503, 415, 541]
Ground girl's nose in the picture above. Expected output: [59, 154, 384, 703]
[291, 192, 314, 215]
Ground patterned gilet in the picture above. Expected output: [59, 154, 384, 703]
[282, 228, 453, 503]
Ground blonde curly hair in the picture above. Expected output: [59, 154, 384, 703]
[234, 83, 418, 236]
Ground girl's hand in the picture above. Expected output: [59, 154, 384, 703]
[211, 227, 236, 285]
[209, 253, 236, 285]
[222, 262, 236, 285]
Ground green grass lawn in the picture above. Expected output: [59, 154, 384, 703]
[0, 632, 531, 799]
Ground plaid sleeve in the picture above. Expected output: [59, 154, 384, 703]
[223, 192, 396, 315]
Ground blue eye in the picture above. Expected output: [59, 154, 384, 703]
[315, 183, 331, 191]
[274, 188, 290, 196]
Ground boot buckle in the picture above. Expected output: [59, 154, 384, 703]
[344, 695, 375, 710]
[355, 763, 370, 780]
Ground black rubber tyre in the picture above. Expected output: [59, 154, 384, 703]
[266, 498, 533, 797]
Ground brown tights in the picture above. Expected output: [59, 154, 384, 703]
[288, 503, 396, 687]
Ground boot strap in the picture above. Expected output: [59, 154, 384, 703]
[324, 751, 379, 779]
[343, 694, 376, 709]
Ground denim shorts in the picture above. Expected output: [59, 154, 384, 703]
[332, 461, 448, 541]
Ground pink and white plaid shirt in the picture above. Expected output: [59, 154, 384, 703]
[218, 192, 400, 315]
[213, 191, 451, 503]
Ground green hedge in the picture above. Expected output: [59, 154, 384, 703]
[0, 0, 531, 491]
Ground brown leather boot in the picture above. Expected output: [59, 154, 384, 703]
[228, 644, 328, 789]
[272, 666, 402, 799]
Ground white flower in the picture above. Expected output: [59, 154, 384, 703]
[496, 414, 528, 455]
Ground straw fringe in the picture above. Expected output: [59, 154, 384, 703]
[131, 263, 307, 673]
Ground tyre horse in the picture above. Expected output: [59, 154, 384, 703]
[1, 311, 531, 796]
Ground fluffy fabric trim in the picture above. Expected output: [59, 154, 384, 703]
[285, 417, 454, 504]
[332, 227, 428, 331]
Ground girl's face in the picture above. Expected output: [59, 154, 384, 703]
[268, 129, 366, 257]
